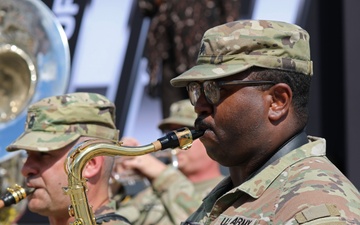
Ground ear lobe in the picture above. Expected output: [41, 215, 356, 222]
[268, 83, 292, 121]
[83, 156, 103, 179]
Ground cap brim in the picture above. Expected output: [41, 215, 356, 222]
[158, 118, 195, 131]
[170, 63, 252, 87]
[6, 131, 80, 152]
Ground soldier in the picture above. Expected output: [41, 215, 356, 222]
[138, 0, 241, 118]
[170, 20, 360, 224]
[115, 99, 224, 225]
[6, 93, 130, 225]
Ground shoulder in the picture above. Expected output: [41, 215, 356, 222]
[276, 156, 360, 222]
[284, 156, 357, 193]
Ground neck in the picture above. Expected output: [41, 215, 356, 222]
[230, 130, 308, 187]
[229, 166, 249, 186]
[89, 182, 112, 214]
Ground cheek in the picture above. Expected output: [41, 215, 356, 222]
[44, 159, 68, 186]
[215, 91, 267, 141]
[45, 171, 65, 186]
[214, 99, 243, 134]
[231, 90, 265, 118]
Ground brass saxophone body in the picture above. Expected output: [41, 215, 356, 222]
[63, 127, 204, 225]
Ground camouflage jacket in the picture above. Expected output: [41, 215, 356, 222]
[181, 136, 360, 225]
[117, 166, 224, 225]
[95, 200, 131, 225]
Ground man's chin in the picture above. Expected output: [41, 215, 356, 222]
[27, 198, 48, 215]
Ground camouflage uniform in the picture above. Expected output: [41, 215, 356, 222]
[170, 20, 360, 224]
[6, 93, 130, 225]
[118, 166, 223, 225]
[138, 0, 241, 118]
[181, 137, 360, 224]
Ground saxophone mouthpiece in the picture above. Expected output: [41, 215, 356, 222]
[157, 127, 205, 150]
[0, 184, 34, 209]
[191, 129, 205, 140]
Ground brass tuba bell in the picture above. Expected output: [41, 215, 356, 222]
[0, 0, 71, 224]
[0, 42, 37, 123]
[0, 0, 71, 157]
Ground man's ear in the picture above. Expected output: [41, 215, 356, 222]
[83, 156, 103, 179]
[268, 83, 292, 121]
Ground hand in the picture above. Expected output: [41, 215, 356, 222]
[117, 154, 167, 181]
[114, 137, 167, 182]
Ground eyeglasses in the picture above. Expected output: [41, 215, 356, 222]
[186, 80, 276, 105]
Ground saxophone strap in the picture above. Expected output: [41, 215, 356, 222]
[96, 212, 132, 225]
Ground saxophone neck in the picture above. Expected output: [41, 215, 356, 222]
[65, 127, 203, 175]
[63, 127, 204, 224]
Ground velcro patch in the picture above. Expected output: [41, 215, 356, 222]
[295, 204, 341, 223]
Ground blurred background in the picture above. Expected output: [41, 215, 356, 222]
[0, 1, 359, 221]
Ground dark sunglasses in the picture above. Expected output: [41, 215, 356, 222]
[186, 80, 276, 105]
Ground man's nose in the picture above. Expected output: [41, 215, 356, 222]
[21, 157, 38, 178]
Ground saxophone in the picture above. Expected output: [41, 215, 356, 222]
[0, 184, 34, 225]
[63, 127, 204, 225]
[0, 184, 34, 209]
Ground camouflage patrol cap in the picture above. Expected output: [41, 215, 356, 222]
[6, 92, 120, 152]
[158, 99, 196, 130]
[171, 20, 313, 87]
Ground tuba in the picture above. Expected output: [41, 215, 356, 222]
[0, 0, 70, 223]
[63, 127, 204, 225]
[0, 0, 70, 157]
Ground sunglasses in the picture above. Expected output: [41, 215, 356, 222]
[186, 80, 276, 105]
